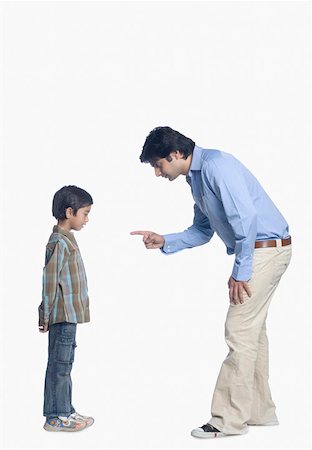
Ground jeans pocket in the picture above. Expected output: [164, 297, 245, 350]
[55, 339, 76, 364]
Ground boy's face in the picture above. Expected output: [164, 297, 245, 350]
[66, 205, 92, 231]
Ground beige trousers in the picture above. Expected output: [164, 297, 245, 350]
[209, 243, 292, 435]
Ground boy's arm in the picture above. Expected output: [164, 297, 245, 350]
[38, 241, 67, 331]
[39, 323, 49, 333]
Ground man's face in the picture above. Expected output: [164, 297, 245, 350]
[151, 152, 184, 181]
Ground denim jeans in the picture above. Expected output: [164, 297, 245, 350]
[43, 322, 77, 418]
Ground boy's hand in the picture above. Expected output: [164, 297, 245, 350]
[130, 230, 165, 249]
[39, 324, 49, 333]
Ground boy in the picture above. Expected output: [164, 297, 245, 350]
[38, 185, 94, 432]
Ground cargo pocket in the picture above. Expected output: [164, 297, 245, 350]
[55, 338, 77, 364]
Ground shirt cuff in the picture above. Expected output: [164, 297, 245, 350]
[160, 234, 184, 254]
[231, 261, 252, 281]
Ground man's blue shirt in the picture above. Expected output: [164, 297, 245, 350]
[162, 146, 289, 281]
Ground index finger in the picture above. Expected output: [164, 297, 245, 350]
[130, 231, 149, 236]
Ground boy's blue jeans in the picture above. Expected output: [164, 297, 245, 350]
[43, 322, 77, 418]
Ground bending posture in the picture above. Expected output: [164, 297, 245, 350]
[131, 126, 291, 438]
[39, 185, 94, 432]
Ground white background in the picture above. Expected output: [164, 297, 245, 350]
[0, 1, 310, 449]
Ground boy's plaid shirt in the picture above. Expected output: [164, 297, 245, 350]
[38, 225, 90, 325]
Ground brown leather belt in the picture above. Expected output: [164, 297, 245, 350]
[254, 236, 291, 249]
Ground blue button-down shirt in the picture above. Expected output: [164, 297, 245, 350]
[162, 146, 289, 281]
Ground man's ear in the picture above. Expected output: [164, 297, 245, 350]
[171, 150, 184, 160]
[65, 207, 73, 219]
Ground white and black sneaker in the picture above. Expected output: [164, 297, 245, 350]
[191, 423, 226, 438]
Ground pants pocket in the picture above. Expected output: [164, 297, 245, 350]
[55, 339, 77, 364]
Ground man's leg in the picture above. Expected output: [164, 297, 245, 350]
[248, 321, 279, 425]
[204, 245, 291, 436]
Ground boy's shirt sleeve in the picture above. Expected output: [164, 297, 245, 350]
[38, 240, 68, 326]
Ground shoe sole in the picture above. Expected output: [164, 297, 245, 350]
[43, 423, 86, 432]
[191, 429, 227, 438]
[191, 426, 248, 438]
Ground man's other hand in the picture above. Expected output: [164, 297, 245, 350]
[228, 276, 252, 305]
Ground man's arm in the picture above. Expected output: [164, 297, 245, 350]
[203, 157, 257, 304]
[206, 158, 258, 282]
[162, 204, 214, 254]
[131, 204, 214, 253]
[38, 241, 67, 332]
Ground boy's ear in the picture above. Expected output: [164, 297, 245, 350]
[65, 207, 73, 219]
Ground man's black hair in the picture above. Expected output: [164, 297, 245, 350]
[52, 185, 93, 220]
[140, 126, 195, 163]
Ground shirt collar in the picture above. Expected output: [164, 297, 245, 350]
[188, 145, 203, 175]
[53, 225, 77, 245]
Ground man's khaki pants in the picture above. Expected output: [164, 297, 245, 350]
[209, 244, 292, 435]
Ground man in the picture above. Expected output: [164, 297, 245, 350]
[131, 126, 292, 438]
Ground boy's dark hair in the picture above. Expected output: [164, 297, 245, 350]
[52, 185, 93, 220]
[140, 126, 195, 163]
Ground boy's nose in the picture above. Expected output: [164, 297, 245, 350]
[154, 167, 161, 177]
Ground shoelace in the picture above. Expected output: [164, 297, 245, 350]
[70, 412, 86, 421]
[201, 424, 220, 432]
[58, 414, 78, 422]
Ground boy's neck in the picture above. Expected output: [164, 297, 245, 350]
[57, 220, 72, 232]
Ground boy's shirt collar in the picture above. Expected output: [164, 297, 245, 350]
[53, 225, 78, 245]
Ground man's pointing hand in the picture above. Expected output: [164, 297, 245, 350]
[130, 230, 165, 249]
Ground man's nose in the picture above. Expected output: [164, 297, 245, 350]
[154, 167, 161, 177]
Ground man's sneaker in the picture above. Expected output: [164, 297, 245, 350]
[70, 412, 94, 428]
[43, 416, 86, 432]
[191, 423, 226, 438]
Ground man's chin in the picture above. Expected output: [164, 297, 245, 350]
[163, 175, 176, 181]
